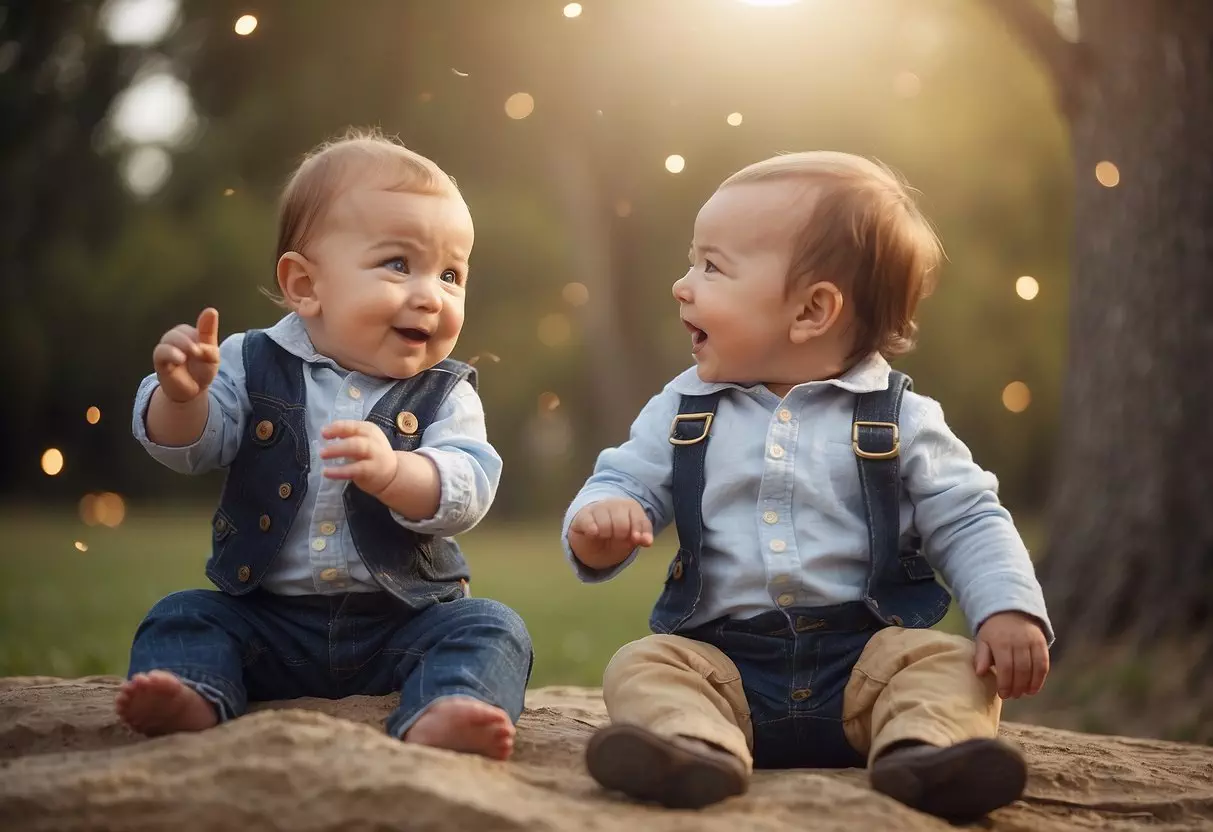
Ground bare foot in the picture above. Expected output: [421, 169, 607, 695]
[115, 670, 219, 736]
[403, 696, 515, 760]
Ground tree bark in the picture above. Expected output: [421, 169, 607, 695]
[990, 1, 1213, 655]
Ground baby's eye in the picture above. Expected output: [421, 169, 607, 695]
[383, 256, 409, 274]
[704, 259, 719, 274]
[440, 268, 460, 284]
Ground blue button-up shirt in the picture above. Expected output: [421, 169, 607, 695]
[133, 313, 502, 595]
[562, 353, 1053, 640]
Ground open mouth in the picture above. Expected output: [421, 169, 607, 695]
[682, 319, 708, 353]
[393, 327, 431, 345]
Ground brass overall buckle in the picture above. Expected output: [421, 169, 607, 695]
[852, 421, 900, 460]
[669, 412, 714, 445]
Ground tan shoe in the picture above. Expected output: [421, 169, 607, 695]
[870, 738, 1027, 822]
[586, 723, 748, 809]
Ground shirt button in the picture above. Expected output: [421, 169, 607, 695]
[348, 386, 362, 400]
[319, 521, 337, 536]
[777, 409, 792, 423]
[319, 568, 339, 582]
[762, 510, 779, 525]
[777, 593, 794, 607]
[311, 538, 327, 552]
[770, 539, 787, 552]
[769, 444, 785, 459]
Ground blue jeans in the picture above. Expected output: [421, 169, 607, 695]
[686, 601, 880, 769]
[128, 589, 533, 737]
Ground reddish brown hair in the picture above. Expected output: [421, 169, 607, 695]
[721, 151, 943, 359]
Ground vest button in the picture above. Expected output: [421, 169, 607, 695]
[259, 514, 271, 532]
[255, 419, 275, 441]
[776, 592, 794, 607]
[672, 558, 684, 580]
[791, 688, 812, 702]
[891, 615, 904, 626]
[278, 483, 292, 499]
[395, 411, 419, 435]
[237, 565, 251, 582]
[213, 517, 227, 535]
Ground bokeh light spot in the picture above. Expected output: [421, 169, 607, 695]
[505, 92, 535, 120]
[1002, 382, 1032, 413]
[41, 448, 64, 476]
[234, 14, 257, 36]
[538, 313, 572, 347]
[1095, 161, 1120, 187]
[1015, 276, 1040, 300]
[562, 282, 589, 307]
[665, 154, 685, 174]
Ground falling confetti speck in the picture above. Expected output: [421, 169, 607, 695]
[451, 68, 468, 77]
[223, 188, 235, 196]
[467, 353, 501, 366]
[75, 541, 88, 552]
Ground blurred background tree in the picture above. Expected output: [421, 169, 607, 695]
[988, 0, 1213, 690]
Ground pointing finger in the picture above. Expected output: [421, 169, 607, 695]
[196, 308, 220, 347]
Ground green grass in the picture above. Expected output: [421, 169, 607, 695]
[0, 505, 972, 687]
[0, 506, 670, 686]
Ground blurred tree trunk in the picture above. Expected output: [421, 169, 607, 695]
[550, 143, 645, 439]
[989, 1, 1213, 663]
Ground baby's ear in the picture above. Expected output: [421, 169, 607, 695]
[789, 280, 844, 344]
[276, 252, 320, 317]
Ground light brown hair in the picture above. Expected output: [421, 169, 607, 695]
[278, 127, 460, 258]
[267, 127, 461, 302]
[721, 151, 943, 359]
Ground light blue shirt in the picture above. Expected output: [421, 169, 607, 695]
[562, 353, 1054, 641]
[133, 313, 502, 595]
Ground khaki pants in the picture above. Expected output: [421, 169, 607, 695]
[602, 627, 1000, 773]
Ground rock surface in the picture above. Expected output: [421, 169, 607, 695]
[1, 677, 1211, 831]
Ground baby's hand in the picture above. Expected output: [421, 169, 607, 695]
[319, 421, 399, 495]
[153, 308, 221, 403]
[568, 498, 652, 570]
[570, 498, 653, 547]
[974, 611, 1050, 700]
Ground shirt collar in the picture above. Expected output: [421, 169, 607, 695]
[665, 352, 892, 397]
[262, 312, 345, 371]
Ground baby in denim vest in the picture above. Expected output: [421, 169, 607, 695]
[564, 152, 1052, 819]
[117, 129, 531, 760]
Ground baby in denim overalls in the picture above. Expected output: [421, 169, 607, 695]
[564, 152, 1053, 819]
[116, 129, 532, 760]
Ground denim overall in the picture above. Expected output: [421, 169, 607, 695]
[653, 372, 952, 768]
[129, 332, 532, 733]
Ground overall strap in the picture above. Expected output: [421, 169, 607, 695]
[668, 393, 723, 560]
[853, 370, 912, 583]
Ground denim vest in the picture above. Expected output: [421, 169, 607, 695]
[651, 370, 952, 634]
[207, 331, 474, 609]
